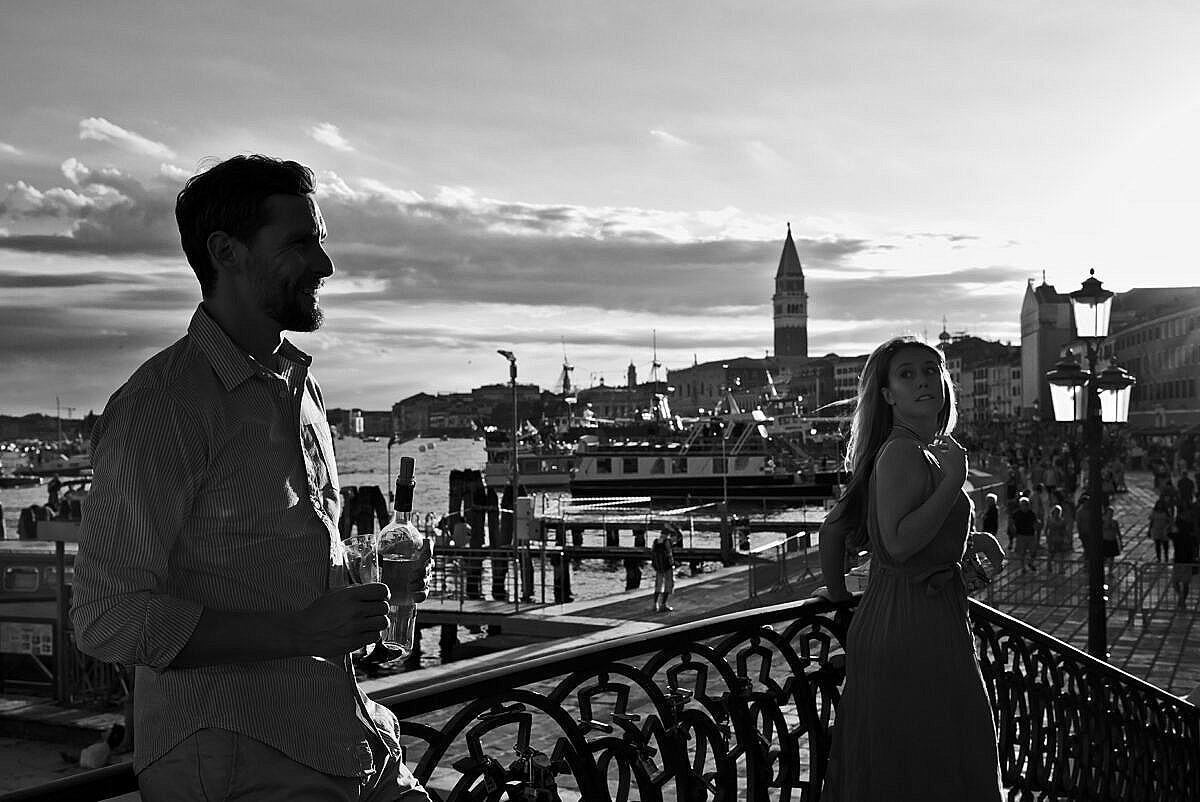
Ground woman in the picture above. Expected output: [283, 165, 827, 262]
[816, 336, 1004, 801]
[1149, 498, 1173, 563]
[1044, 504, 1072, 574]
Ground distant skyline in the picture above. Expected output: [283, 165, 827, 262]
[2, 2, 1199, 415]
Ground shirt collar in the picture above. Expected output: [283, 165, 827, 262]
[188, 304, 313, 392]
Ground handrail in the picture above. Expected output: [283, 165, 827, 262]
[6, 595, 1197, 801]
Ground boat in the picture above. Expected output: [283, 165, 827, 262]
[0, 470, 42, 488]
[13, 449, 92, 477]
[569, 391, 845, 501]
[361, 435, 381, 443]
[483, 423, 577, 488]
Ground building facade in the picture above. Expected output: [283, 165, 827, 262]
[1020, 279, 1073, 419]
[1104, 291, 1200, 430]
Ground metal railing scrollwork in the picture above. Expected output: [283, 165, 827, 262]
[383, 598, 851, 801]
[7, 595, 1197, 801]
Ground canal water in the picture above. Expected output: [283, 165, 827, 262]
[2, 436, 758, 669]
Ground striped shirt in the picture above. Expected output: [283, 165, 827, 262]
[71, 304, 375, 777]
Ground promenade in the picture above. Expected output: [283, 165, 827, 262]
[984, 469, 1200, 698]
[1, 469, 1196, 796]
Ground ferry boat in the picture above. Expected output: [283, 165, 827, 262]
[483, 423, 579, 488]
[13, 448, 92, 477]
[569, 392, 844, 501]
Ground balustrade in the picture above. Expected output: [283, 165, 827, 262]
[9, 595, 1199, 801]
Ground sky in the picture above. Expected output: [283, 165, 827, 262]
[2, 2, 1199, 417]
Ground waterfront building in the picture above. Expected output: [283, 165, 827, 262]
[1103, 288, 1200, 432]
[831, 355, 867, 404]
[785, 356, 836, 412]
[327, 407, 393, 438]
[666, 357, 779, 417]
[1020, 278, 1074, 419]
[939, 331, 1021, 424]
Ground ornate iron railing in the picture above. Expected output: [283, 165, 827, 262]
[7, 595, 1198, 801]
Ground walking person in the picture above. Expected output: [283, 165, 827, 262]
[1101, 504, 1123, 582]
[1149, 498, 1173, 563]
[1043, 504, 1072, 574]
[816, 336, 1004, 801]
[70, 156, 431, 801]
[1170, 502, 1197, 609]
[651, 524, 678, 613]
[1076, 491, 1095, 557]
[1008, 496, 1041, 573]
[978, 492, 999, 538]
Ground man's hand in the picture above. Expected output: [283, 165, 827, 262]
[293, 582, 390, 657]
[812, 585, 853, 603]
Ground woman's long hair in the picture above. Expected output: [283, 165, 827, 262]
[826, 336, 957, 553]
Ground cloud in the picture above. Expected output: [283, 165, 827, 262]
[650, 128, 692, 148]
[0, 142, 20, 157]
[0, 159, 179, 255]
[310, 123, 355, 152]
[78, 117, 175, 160]
[743, 139, 784, 168]
[160, 163, 191, 182]
[0, 162, 1029, 390]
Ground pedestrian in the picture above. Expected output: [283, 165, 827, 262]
[1076, 491, 1095, 556]
[1101, 504, 1123, 580]
[1169, 503, 1197, 609]
[1178, 470, 1195, 507]
[651, 524, 678, 612]
[1008, 496, 1040, 572]
[815, 336, 1004, 801]
[1043, 504, 1072, 574]
[70, 156, 432, 801]
[1148, 498, 1172, 563]
[978, 492, 999, 538]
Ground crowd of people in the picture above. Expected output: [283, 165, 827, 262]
[958, 419, 1199, 608]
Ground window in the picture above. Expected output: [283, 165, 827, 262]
[672, 457, 688, 474]
[713, 457, 728, 474]
[3, 567, 41, 593]
[597, 458, 612, 474]
[622, 457, 638, 474]
[650, 457, 665, 475]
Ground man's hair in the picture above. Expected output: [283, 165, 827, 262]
[175, 155, 315, 296]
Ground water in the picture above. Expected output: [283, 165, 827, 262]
[1, 436, 809, 669]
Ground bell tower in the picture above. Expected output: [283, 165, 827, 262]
[772, 223, 808, 359]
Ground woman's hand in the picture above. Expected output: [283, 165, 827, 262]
[932, 434, 968, 488]
[972, 530, 1006, 575]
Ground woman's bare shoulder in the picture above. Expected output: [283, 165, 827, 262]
[875, 438, 929, 473]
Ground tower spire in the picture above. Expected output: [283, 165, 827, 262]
[773, 222, 808, 359]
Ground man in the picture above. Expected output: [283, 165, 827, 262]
[651, 524, 678, 612]
[71, 155, 430, 801]
[1008, 496, 1040, 573]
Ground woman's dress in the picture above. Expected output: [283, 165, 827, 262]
[821, 438, 1003, 801]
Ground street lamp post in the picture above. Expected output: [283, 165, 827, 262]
[1046, 270, 1136, 660]
[497, 350, 519, 501]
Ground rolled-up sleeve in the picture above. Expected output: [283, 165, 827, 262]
[71, 386, 206, 670]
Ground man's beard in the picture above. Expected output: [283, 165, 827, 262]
[261, 278, 324, 332]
